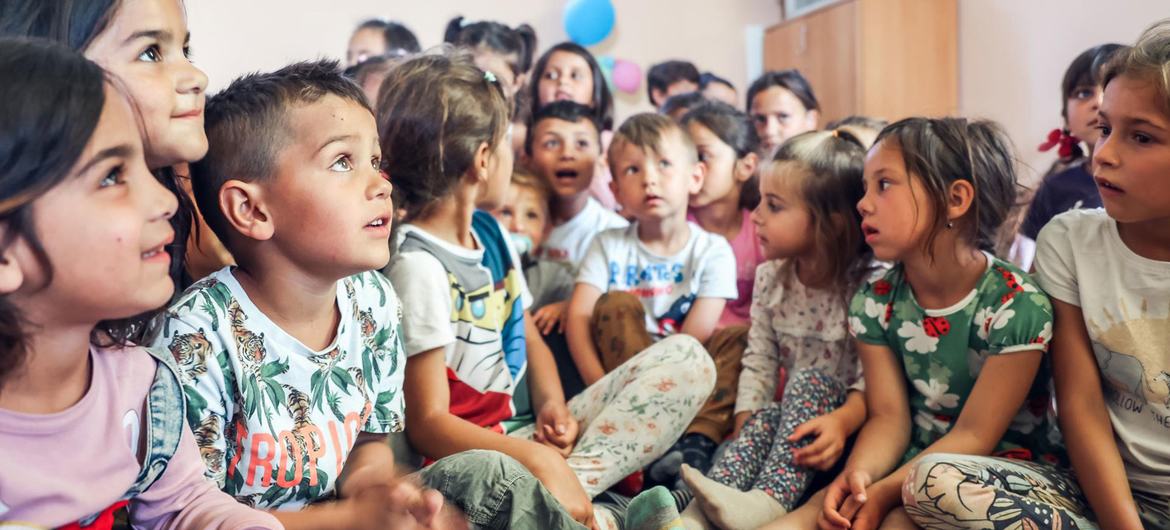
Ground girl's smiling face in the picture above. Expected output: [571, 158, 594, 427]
[7, 86, 178, 323]
[537, 51, 594, 107]
[84, 0, 209, 169]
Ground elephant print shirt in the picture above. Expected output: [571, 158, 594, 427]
[157, 269, 406, 510]
[1036, 209, 1170, 496]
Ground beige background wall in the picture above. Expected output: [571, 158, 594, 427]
[957, 0, 1167, 183]
[187, 0, 1169, 183]
[185, 0, 781, 124]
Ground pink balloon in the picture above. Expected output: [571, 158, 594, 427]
[612, 59, 642, 94]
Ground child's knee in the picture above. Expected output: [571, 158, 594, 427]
[593, 291, 644, 320]
[659, 334, 717, 390]
[903, 453, 961, 505]
[784, 368, 843, 396]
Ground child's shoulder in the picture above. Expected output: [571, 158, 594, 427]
[1038, 207, 1111, 245]
[165, 267, 238, 324]
[978, 255, 1052, 312]
[95, 344, 169, 400]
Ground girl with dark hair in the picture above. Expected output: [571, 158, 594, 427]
[0, 0, 215, 291]
[445, 16, 537, 98]
[746, 70, 820, 153]
[0, 36, 278, 528]
[346, 18, 419, 66]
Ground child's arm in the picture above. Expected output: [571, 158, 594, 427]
[404, 348, 594, 525]
[524, 312, 578, 455]
[1051, 299, 1144, 529]
[129, 419, 283, 530]
[790, 390, 866, 470]
[825, 346, 1047, 530]
[678, 297, 727, 344]
[732, 264, 783, 437]
[565, 282, 607, 385]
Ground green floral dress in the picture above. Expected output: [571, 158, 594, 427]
[848, 254, 1064, 463]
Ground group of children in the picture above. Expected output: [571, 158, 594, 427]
[0, 2, 1168, 530]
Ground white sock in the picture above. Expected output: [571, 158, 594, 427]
[682, 464, 788, 530]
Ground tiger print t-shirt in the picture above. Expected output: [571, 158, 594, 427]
[156, 268, 406, 511]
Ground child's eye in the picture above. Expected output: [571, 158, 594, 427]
[1133, 132, 1154, 144]
[767, 200, 781, 213]
[330, 156, 353, 172]
[370, 156, 381, 170]
[623, 165, 639, 176]
[576, 139, 591, 150]
[752, 115, 767, 125]
[879, 178, 892, 191]
[526, 211, 541, 221]
[183, 44, 194, 61]
[544, 71, 558, 81]
[99, 167, 124, 188]
[137, 45, 162, 62]
[543, 139, 560, 149]
[697, 151, 709, 163]
[571, 71, 583, 80]
[1098, 124, 1112, 138]
[1074, 88, 1094, 100]
[658, 159, 671, 169]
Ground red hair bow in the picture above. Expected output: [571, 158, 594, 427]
[1038, 128, 1081, 159]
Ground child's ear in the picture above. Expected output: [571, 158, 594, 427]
[0, 225, 24, 295]
[650, 88, 665, 107]
[688, 159, 706, 194]
[472, 141, 492, 184]
[946, 179, 976, 222]
[734, 152, 760, 183]
[220, 180, 274, 241]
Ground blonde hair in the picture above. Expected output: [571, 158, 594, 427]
[607, 113, 696, 171]
[510, 167, 551, 202]
[1103, 19, 1170, 111]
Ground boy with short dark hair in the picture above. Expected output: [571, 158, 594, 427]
[164, 59, 582, 530]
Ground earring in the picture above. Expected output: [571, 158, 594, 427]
[946, 221, 954, 229]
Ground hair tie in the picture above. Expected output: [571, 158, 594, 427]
[1038, 128, 1081, 159]
[484, 70, 498, 84]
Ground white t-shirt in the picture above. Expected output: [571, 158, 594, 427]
[529, 198, 628, 309]
[577, 222, 738, 339]
[1035, 208, 1170, 496]
[157, 268, 406, 510]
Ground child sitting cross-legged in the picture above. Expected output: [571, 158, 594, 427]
[162, 59, 580, 530]
[384, 53, 716, 530]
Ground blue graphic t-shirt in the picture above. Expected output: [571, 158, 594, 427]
[576, 222, 738, 339]
[389, 211, 534, 433]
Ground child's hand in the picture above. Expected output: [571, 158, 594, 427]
[534, 400, 579, 457]
[533, 301, 569, 335]
[789, 411, 848, 471]
[341, 478, 446, 530]
[730, 411, 753, 439]
[521, 443, 595, 527]
[818, 470, 871, 530]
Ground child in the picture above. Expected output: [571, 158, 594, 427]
[383, 53, 715, 530]
[166, 59, 579, 530]
[770, 117, 1063, 530]
[0, 37, 278, 529]
[492, 168, 553, 260]
[346, 18, 419, 66]
[679, 128, 876, 530]
[699, 73, 738, 107]
[746, 70, 820, 154]
[823, 116, 889, 150]
[565, 112, 737, 382]
[647, 60, 702, 108]
[902, 23, 1170, 529]
[1019, 43, 1126, 243]
[529, 42, 617, 208]
[645, 101, 766, 485]
[660, 92, 708, 122]
[524, 101, 628, 324]
[445, 16, 537, 99]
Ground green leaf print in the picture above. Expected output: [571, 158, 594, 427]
[327, 388, 346, 420]
[310, 370, 326, 410]
[376, 389, 396, 406]
[243, 377, 257, 418]
[184, 386, 208, 428]
[226, 466, 245, 495]
[372, 275, 387, 306]
[261, 357, 290, 379]
[200, 298, 219, 331]
[330, 366, 356, 394]
[362, 350, 376, 391]
[263, 379, 286, 414]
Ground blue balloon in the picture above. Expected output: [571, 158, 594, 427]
[564, 0, 615, 47]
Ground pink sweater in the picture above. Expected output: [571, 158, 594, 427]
[0, 346, 282, 529]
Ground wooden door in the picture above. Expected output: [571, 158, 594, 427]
[763, 1, 859, 125]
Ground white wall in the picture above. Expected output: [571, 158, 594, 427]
[185, 0, 781, 124]
[957, 0, 1167, 183]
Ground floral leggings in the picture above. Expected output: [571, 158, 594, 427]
[904, 454, 1170, 529]
[510, 334, 716, 497]
[705, 369, 847, 509]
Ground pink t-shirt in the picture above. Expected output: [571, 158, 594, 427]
[689, 210, 763, 328]
[0, 346, 282, 529]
